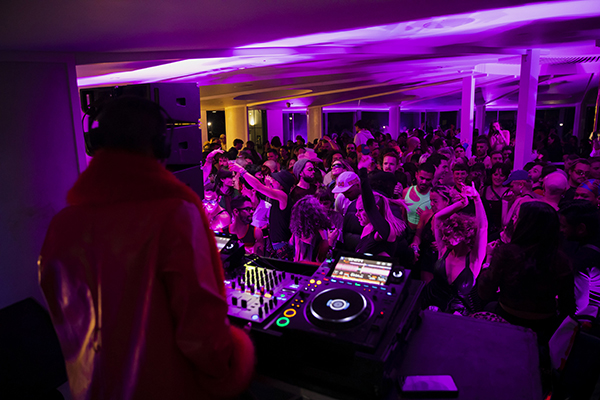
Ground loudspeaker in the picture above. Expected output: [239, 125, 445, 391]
[81, 83, 200, 123]
[166, 125, 205, 165]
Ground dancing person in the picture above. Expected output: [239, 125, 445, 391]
[290, 195, 332, 263]
[422, 183, 488, 315]
[479, 201, 575, 344]
[203, 182, 231, 231]
[223, 195, 264, 256]
[411, 185, 455, 283]
[489, 121, 510, 151]
[355, 155, 407, 257]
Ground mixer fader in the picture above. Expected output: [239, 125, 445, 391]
[225, 259, 305, 325]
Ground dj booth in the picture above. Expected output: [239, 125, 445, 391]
[215, 231, 424, 398]
[214, 232, 543, 400]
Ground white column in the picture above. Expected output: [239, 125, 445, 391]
[514, 49, 540, 169]
[461, 75, 475, 158]
[266, 109, 283, 143]
[200, 108, 209, 145]
[389, 105, 400, 140]
[307, 106, 323, 144]
[0, 57, 83, 309]
[476, 105, 486, 137]
[199, 85, 209, 145]
[225, 105, 248, 148]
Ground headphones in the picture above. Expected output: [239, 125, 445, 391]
[82, 96, 174, 160]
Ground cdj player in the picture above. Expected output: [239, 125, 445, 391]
[243, 253, 423, 399]
[213, 231, 244, 278]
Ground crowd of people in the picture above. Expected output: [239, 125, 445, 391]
[203, 120, 600, 345]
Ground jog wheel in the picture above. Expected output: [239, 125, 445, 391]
[307, 288, 372, 330]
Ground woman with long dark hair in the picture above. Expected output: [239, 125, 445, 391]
[355, 155, 407, 257]
[478, 201, 575, 343]
[480, 163, 510, 237]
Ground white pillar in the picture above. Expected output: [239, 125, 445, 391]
[476, 105, 486, 137]
[225, 105, 248, 148]
[0, 57, 83, 309]
[198, 86, 209, 146]
[461, 75, 475, 158]
[389, 105, 400, 140]
[266, 109, 283, 143]
[307, 106, 323, 144]
[514, 49, 540, 169]
[199, 107, 209, 145]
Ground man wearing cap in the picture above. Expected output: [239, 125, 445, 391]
[229, 163, 295, 251]
[289, 158, 317, 204]
[333, 171, 361, 216]
[502, 169, 540, 226]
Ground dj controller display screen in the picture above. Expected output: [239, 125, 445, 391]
[331, 256, 393, 285]
[214, 236, 230, 251]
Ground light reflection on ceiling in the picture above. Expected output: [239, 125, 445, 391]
[70, 0, 600, 112]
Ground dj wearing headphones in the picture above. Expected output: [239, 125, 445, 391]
[38, 96, 254, 400]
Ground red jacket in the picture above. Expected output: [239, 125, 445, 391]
[39, 150, 254, 400]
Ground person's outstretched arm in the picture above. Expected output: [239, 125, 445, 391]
[229, 162, 287, 210]
[357, 155, 391, 241]
[463, 183, 488, 277]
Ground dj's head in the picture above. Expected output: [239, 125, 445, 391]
[89, 96, 170, 160]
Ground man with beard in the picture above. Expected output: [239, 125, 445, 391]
[402, 162, 435, 231]
[564, 159, 591, 202]
[223, 195, 264, 256]
[289, 158, 317, 204]
[427, 153, 451, 186]
[470, 137, 492, 169]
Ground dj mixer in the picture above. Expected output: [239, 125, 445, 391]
[220, 249, 424, 399]
[225, 257, 308, 326]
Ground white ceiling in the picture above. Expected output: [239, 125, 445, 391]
[2, 0, 600, 111]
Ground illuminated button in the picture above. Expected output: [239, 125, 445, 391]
[276, 317, 290, 327]
[283, 309, 297, 318]
[317, 280, 322, 285]
[355, 283, 361, 286]
[310, 279, 315, 284]
[251, 315, 259, 321]
[347, 282, 353, 285]
[331, 279, 337, 282]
